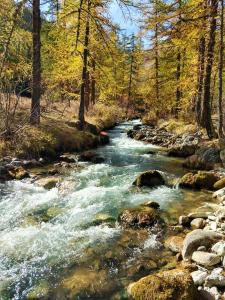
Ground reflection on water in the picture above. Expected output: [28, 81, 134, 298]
[0, 120, 212, 299]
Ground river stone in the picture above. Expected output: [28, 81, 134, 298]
[191, 270, 208, 286]
[118, 206, 158, 228]
[8, 166, 29, 180]
[190, 218, 205, 229]
[188, 211, 211, 219]
[36, 177, 59, 189]
[205, 268, 225, 287]
[168, 144, 197, 158]
[192, 251, 221, 267]
[127, 268, 197, 300]
[214, 178, 225, 190]
[212, 241, 225, 256]
[133, 170, 165, 187]
[213, 188, 225, 202]
[165, 236, 184, 253]
[179, 171, 219, 190]
[182, 229, 223, 260]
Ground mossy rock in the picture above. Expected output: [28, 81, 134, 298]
[179, 171, 219, 190]
[35, 177, 60, 189]
[214, 177, 225, 190]
[133, 170, 165, 187]
[26, 280, 49, 300]
[128, 268, 197, 300]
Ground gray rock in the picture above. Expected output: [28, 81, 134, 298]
[182, 229, 223, 260]
[205, 268, 225, 287]
[192, 251, 221, 267]
[191, 270, 208, 285]
[188, 212, 210, 219]
[191, 218, 205, 229]
[213, 188, 225, 202]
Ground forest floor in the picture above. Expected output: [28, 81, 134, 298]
[0, 98, 124, 160]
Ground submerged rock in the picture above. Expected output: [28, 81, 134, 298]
[165, 236, 184, 253]
[118, 206, 159, 228]
[26, 280, 49, 300]
[127, 268, 197, 300]
[141, 201, 160, 209]
[182, 229, 223, 260]
[79, 151, 104, 164]
[60, 268, 114, 299]
[133, 170, 165, 187]
[179, 171, 219, 190]
[35, 177, 60, 189]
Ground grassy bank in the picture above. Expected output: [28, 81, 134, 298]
[0, 102, 124, 159]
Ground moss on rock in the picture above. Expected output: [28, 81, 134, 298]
[133, 170, 165, 187]
[179, 171, 219, 190]
[128, 268, 197, 300]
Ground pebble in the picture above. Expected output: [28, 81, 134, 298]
[191, 270, 208, 286]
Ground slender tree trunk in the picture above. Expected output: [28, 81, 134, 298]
[78, 0, 90, 128]
[126, 36, 135, 116]
[175, 49, 181, 118]
[154, 0, 159, 103]
[30, 0, 41, 125]
[218, 0, 224, 137]
[196, 37, 206, 125]
[201, 0, 218, 138]
[91, 58, 96, 105]
[85, 71, 90, 111]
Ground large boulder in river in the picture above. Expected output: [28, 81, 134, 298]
[183, 147, 222, 170]
[133, 170, 165, 187]
[128, 268, 197, 300]
[179, 171, 219, 190]
[182, 229, 223, 260]
[168, 144, 197, 158]
[118, 206, 159, 228]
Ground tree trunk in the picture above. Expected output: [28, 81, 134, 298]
[218, 0, 224, 137]
[91, 58, 96, 105]
[175, 49, 181, 118]
[196, 36, 206, 126]
[30, 0, 41, 125]
[154, 0, 159, 103]
[126, 36, 135, 117]
[78, 0, 90, 128]
[201, 0, 218, 138]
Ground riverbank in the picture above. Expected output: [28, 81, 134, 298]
[126, 121, 225, 300]
[0, 103, 125, 180]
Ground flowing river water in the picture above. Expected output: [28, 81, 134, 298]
[0, 120, 213, 300]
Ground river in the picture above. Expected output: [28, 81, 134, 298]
[0, 120, 212, 299]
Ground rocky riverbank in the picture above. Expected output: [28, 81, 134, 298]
[124, 167, 225, 299]
[127, 123, 225, 170]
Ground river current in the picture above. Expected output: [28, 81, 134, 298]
[0, 120, 211, 299]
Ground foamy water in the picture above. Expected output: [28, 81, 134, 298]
[0, 120, 208, 299]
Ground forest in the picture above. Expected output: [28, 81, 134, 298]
[1, 0, 225, 300]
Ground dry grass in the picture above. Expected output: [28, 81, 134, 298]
[0, 96, 125, 159]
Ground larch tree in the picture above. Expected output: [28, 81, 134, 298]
[30, 0, 41, 125]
